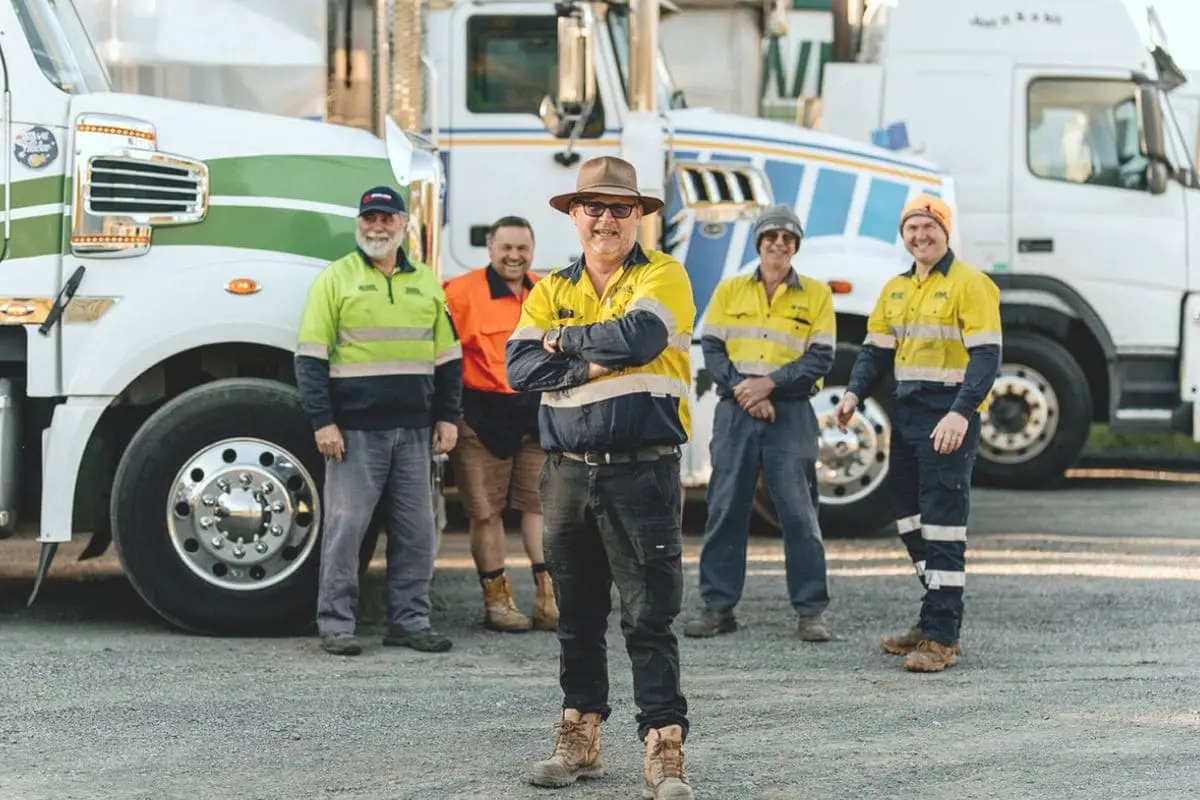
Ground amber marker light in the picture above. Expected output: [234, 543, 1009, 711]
[828, 280, 853, 294]
[225, 278, 260, 295]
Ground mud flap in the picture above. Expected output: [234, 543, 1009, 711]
[27, 542, 58, 607]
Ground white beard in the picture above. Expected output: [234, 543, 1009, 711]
[357, 230, 401, 260]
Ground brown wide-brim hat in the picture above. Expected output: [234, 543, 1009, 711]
[549, 155, 665, 215]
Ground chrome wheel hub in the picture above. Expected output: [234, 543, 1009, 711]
[980, 364, 1059, 464]
[167, 438, 321, 591]
[811, 387, 891, 506]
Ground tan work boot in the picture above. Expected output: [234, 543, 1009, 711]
[642, 725, 694, 799]
[529, 709, 604, 787]
[532, 569, 560, 631]
[881, 624, 962, 656]
[903, 639, 959, 672]
[481, 572, 532, 632]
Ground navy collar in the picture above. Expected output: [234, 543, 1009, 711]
[485, 264, 535, 299]
[906, 248, 954, 278]
[560, 242, 651, 284]
[357, 246, 414, 274]
[753, 266, 801, 290]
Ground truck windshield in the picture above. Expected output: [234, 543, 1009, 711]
[605, 11, 686, 111]
[12, 0, 110, 94]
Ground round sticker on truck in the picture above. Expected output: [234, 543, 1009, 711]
[14, 126, 59, 170]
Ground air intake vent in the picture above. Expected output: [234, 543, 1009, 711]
[86, 157, 206, 220]
[673, 162, 771, 222]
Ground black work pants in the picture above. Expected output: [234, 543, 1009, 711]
[889, 400, 981, 645]
[539, 451, 690, 743]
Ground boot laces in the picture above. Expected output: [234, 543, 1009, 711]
[552, 720, 590, 761]
[650, 737, 686, 780]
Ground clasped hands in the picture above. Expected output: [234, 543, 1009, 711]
[734, 377, 776, 422]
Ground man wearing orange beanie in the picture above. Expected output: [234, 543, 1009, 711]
[833, 193, 1001, 672]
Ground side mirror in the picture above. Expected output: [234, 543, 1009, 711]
[1136, 84, 1167, 161]
[1145, 161, 1170, 195]
[538, 10, 596, 138]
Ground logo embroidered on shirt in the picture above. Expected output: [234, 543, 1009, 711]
[358, 284, 378, 292]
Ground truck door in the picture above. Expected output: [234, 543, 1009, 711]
[444, 4, 621, 277]
[1011, 69, 1187, 353]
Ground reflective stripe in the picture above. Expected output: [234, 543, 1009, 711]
[704, 325, 729, 342]
[895, 365, 965, 383]
[329, 360, 435, 378]
[865, 332, 896, 349]
[914, 559, 926, 578]
[891, 323, 961, 340]
[922, 524, 967, 542]
[724, 325, 808, 353]
[510, 326, 546, 342]
[964, 331, 1003, 348]
[338, 326, 432, 344]
[544, 373, 689, 408]
[809, 332, 835, 348]
[629, 297, 678, 333]
[925, 569, 965, 589]
[733, 360, 775, 376]
[896, 514, 921, 534]
[435, 344, 462, 366]
[668, 332, 691, 352]
[296, 342, 328, 359]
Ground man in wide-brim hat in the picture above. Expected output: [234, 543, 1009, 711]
[507, 155, 698, 800]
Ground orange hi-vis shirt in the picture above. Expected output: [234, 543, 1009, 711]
[443, 265, 538, 394]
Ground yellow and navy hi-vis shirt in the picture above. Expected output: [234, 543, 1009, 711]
[505, 242, 696, 453]
[294, 247, 463, 431]
[847, 249, 1002, 416]
[700, 267, 836, 400]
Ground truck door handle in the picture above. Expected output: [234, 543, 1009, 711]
[1018, 238, 1054, 254]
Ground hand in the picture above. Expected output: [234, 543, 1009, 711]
[315, 423, 345, 462]
[734, 377, 775, 410]
[432, 421, 458, 455]
[931, 411, 969, 455]
[746, 398, 776, 423]
[833, 392, 859, 432]
[542, 326, 563, 354]
[586, 363, 614, 380]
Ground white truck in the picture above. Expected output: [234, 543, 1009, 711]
[0, 0, 445, 634]
[817, 0, 1200, 487]
[79, 0, 959, 540]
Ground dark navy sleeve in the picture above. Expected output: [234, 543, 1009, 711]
[557, 312, 669, 369]
[846, 345, 895, 401]
[701, 334, 743, 395]
[951, 345, 1001, 418]
[506, 338, 591, 392]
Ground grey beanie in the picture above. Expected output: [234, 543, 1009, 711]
[753, 204, 804, 249]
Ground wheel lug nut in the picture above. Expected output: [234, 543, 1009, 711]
[239, 472, 252, 486]
[233, 546, 245, 559]
[200, 516, 213, 528]
[261, 482, 275, 494]
[255, 542, 269, 554]
[211, 536, 223, 549]
[216, 479, 230, 492]
[271, 502, 286, 513]
[270, 525, 284, 536]
[202, 495, 215, 506]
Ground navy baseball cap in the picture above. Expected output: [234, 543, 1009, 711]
[358, 185, 406, 216]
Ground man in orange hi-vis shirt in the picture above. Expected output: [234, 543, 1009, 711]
[443, 216, 559, 634]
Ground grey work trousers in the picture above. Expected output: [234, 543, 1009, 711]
[316, 426, 437, 636]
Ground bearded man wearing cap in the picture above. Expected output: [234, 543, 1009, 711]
[295, 185, 463, 657]
[506, 156, 697, 800]
[834, 193, 1002, 673]
[682, 204, 837, 643]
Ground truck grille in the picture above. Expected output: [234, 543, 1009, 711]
[86, 157, 206, 218]
[676, 163, 771, 208]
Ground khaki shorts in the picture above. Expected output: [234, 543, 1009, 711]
[451, 420, 545, 520]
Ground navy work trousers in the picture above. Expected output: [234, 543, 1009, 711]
[539, 450, 690, 743]
[889, 399, 981, 645]
[698, 396, 830, 616]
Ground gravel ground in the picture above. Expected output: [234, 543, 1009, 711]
[3, 470, 1200, 799]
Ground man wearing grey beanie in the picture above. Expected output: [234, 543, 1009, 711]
[684, 203, 836, 642]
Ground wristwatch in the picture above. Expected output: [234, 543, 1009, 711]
[544, 325, 564, 352]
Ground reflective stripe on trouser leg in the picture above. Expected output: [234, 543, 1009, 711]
[888, 416, 928, 580]
[916, 415, 981, 645]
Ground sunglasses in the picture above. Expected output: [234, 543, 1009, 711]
[574, 201, 637, 219]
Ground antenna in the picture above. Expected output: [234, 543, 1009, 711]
[1147, 5, 1168, 50]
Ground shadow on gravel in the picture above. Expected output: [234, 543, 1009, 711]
[0, 575, 162, 630]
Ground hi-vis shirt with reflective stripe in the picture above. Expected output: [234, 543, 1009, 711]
[848, 249, 1002, 417]
[701, 267, 836, 400]
[505, 243, 695, 453]
[294, 248, 463, 431]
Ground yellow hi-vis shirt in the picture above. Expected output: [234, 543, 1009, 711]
[851, 250, 1002, 415]
[701, 267, 836, 398]
[505, 243, 695, 453]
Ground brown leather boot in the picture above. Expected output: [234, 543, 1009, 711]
[903, 639, 959, 672]
[529, 709, 604, 788]
[532, 569, 559, 631]
[642, 725, 694, 799]
[881, 625, 962, 656]
[481, 572, 532, 632]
